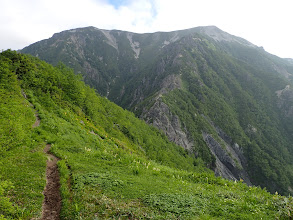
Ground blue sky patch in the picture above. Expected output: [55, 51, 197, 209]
[108, 0, 126, 9]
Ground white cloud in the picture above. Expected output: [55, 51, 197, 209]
[0, 0, 293, 58]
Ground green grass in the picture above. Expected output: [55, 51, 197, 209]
[0, 50, 292, 219]
[0, 51, 47, 219]
[35, 103, 293, 219]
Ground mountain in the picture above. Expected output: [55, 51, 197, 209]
[1, 50, 293, 219]
[285, 58, 293, 65]
[22, 26, 293, 195]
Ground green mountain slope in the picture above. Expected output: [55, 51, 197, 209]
[22, 26, 293, 195]
[1, 50, 293, 219]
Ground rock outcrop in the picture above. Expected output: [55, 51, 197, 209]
[203, 132, 251, 185]
[276, 85, 293, 117]
[142, 99, 193, 151]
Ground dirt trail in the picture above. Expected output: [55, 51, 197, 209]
[21, 89, 40, 128]
[24, 91, 62, 219]
[32, 112, 41, 128]
[31, 108, 61, 219]
[41, 144, 61, 220]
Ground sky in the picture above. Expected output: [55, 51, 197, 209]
[1, 0, 293, 58]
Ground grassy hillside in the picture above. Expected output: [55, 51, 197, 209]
[0, 50, 293, 219]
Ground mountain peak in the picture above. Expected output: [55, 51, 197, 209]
[194, 26, 256, 47]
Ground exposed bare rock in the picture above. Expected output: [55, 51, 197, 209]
[100, 29, 118, 51]
[139, 74, 191, 150]
[68, 35, 86, 59]
[162, 33, 179, 48]
[159, 74, 182, 95]
[276, 85, 291, 98]
[272, 64, 291, 78]
[246, 124, 258, 134]
[142, 99, 193, 151]
[197, 26, 256, 48]
[138, 72, 191, 149]
[276, 85, 293, 117]
[129, 73, 181, 108]
[127, 33, 140, 59]
[203, 132, 251, 185]
[201, 117, 251, 184]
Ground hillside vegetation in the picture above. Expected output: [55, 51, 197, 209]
[1, 50, 293, 219]
[21, 26, 293, 195]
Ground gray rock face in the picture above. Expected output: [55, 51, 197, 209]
[143, 97, 252, 184]
[276, 85, 293, 117]
[203, 132, 251, 185]
[139, 71, 251, 183]
[196, 26, 256, 47]
[140, 72, 194, 150]
[142, 99, 193, 151]
[199, 115, 251, 184]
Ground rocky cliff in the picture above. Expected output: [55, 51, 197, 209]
[203, 132, 251, 185]
[142, 99, 194, 151]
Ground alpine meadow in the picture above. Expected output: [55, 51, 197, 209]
[1, 25, 293, 219]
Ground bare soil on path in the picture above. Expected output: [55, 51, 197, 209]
[41, 144, 61, 220]
[32, 112, 41, 128]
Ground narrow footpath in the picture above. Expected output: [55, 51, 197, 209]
[41, 144, 61, 220]
[31, 109, 61, 219]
